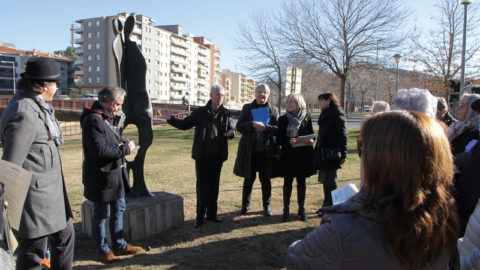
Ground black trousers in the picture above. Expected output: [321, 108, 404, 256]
[283, 176, 306, 213]
[195, 156, 223, 223]
[242, 151, 272, 209]
[15, 220, 75, 270]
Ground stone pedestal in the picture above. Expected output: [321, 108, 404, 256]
[81, 191, 184, 242]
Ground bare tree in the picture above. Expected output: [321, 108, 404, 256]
[236, 10, 285, 108]
[408, 0, 480, 91]
[277, 0, 407, 109]
[348, 63, 376, 111]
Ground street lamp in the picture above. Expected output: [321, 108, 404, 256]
[0, 60, 16, 94]
[393, 54, 401, 93]
[460, 0, 474, 94]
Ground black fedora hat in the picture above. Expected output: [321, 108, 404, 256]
[20, 57, 61, 81]
[471, 98, 480, 113]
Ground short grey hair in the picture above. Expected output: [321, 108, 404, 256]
[372, 101, 390, 113]
[437, 97, 448, 113]
[461, 93, 480, 123]
[255, 83, 270, 94]
[287, 93, 307, 111]
[210, 83, 224, 95]
[392, 88, 437, 118]
[98, 86, 126, 103]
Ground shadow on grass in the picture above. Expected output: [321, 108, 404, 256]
[73, 226, 312, 269]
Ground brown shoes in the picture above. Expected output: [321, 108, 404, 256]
[113, 244, 144, 256]
[97, 250, 122, 263]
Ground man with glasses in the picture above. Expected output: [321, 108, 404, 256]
[1, 57, 74, 269]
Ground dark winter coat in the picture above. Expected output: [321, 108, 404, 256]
[277, 113, 316, 178]
[81, 101, 131, 203]
[451, 128, 479, 155]
[167, 100, 235, 162]
[233, 100, 279, 178]
[315, 105, 348, 171]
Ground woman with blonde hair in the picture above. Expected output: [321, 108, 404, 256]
[277, 94, 315, 221]
[289, 111, 459, 269]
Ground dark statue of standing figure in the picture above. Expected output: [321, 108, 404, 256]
[112, 14, 154, 197]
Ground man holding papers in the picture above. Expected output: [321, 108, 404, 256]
[234, 83, 279, 217]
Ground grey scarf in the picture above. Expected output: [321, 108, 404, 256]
[286, 110, 306, 138]
[32, 95, 64, 146]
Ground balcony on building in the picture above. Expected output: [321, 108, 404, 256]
[74, 60, 83, 66]
[198, 58, 208, 66]
[75, 26, 83, 34]
[133, 27, 142, 35]
[171, 66, 189, 74]
[75, 37, 83, 44]
[74, 70, 84, 76]
[170, 93, 183, 100]
[197, 96, 208, 102]
[74, 48, 83, 55]
[197, 79, 207, 86]
[171, 48, 188, 57]
[171, 58, 189, 66]
[171, 76, 189, 83]
[171, 84, 188, 92]
[171, 38, 188, 49]
[198, 49, 208, 56]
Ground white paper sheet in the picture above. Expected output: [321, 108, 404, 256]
[332, 184, 359, 205]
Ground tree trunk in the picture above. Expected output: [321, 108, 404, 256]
[340, 76, 347, 109]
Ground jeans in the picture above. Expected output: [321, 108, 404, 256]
[92, 198, 127, 255]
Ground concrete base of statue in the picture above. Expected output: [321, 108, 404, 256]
[81, 191, 184, 242]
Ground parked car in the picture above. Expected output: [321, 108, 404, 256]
[55, 95, 71, 100]
[363, 105, 373, 112]
[79, 94, 98, 100]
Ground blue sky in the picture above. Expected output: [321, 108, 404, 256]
[1, 0, 443, 74]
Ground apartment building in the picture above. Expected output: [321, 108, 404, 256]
[0, 45, 73, 95]
[193, 37, 221, 87]
[221, 69, 256, 109]
[74, 13, 217, 105]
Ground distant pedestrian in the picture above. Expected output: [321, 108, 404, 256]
[160, 84, 235, 228]
[234, 83, 279, 217]
[277, 94, 315, 222]
[81, 87, 144, 263]
[0, 57, 74, 269]
[315, 93, 347, 211]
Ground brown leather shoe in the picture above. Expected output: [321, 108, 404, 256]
[113, 244, 144, 256]
[98, 250, 121, 263]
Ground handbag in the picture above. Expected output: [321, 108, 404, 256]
[321, 147, 341, 162]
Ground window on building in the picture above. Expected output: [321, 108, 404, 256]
[96, 20, 100, 26]
[96, 77, 100, 83]
[87, 33, 92, 38]
[95, 43, 100, 49]
[87, 44, 92, 50]
[96, 32, 100, 38]
[88, 21, 92, 27]
[87, 55, 92, 61]
[96, 66, 100, 72]
[88, 66, 92, 72]
[95, 54, 100, 61]
[88, 77, 92, 83]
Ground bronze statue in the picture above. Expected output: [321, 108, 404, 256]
[112, 14, 154, 197]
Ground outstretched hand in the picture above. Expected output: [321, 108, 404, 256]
[159, 109, 172, 120]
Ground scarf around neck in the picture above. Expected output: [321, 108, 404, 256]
[31, 94, 64, 146]
[286, 109, 306, 138]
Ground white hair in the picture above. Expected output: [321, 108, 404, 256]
[392, 88, 437, 118]
[210, 83, 224, 95]
[372, 101, 390, 113]
[255, 83, 270, 94]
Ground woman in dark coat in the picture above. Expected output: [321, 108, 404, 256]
[315, 93, 347, 210]
[234, 83, 279, 217]
[277, 94, 315, 221]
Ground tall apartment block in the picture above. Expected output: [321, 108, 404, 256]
[0, 45, 73, 95]
[285, 67, 302, 96]
[74, 12, 219, 105]
[221, 69, 256, 109]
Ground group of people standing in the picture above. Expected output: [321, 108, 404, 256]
[162, 83, 348, 227]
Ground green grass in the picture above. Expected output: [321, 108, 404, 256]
[3, 125, 361, 269]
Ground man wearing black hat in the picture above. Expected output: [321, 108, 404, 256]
[0, 57, 74, 269]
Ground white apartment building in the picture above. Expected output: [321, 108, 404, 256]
[74, 13, 215, 105]
[221, 69, 256, 109]
[285, 67, 302, 96]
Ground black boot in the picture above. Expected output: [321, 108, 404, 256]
[261, 179, 272, 217]
[240, 178, 253, 215]
[297, 179, 307, 221]
[283, 179, 292, 222]
[322, 184, 337, 207]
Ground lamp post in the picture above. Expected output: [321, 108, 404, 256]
[0, 60, 16, 94]
[460, 0, 474, 94]
[393, 54, 401, 93]
[375, 40, 379, 101]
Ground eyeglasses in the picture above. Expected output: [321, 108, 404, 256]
[357, 138, 362, 157]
